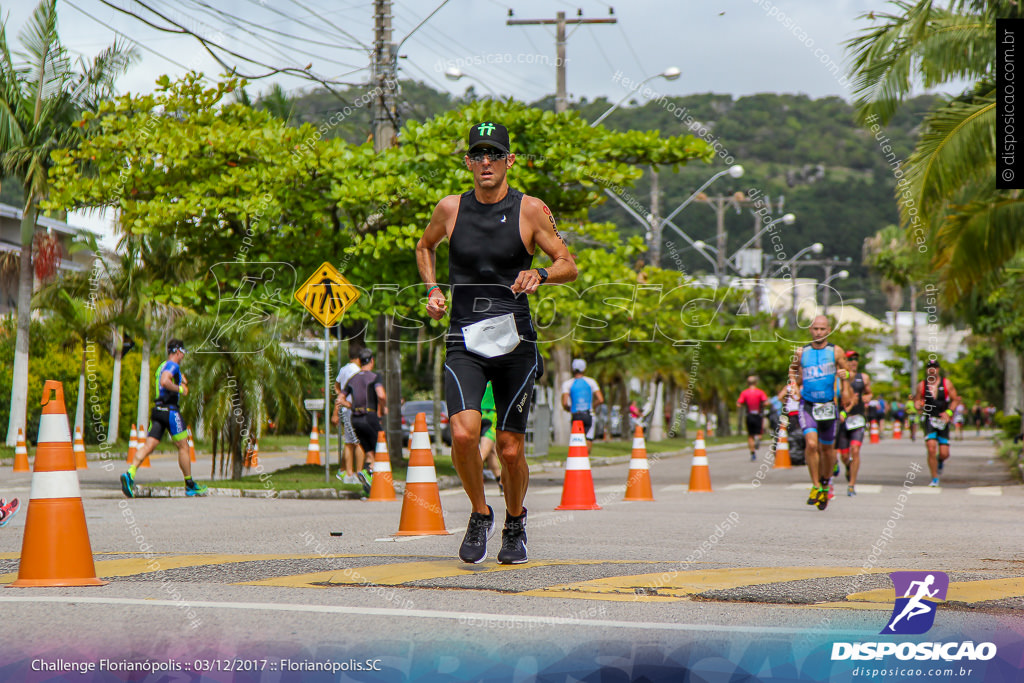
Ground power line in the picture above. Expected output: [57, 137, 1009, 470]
[63, 0, 203, 77]
[237, 0, 369, 52]
[96, 0, 356, 101]
[179, 0, 368, 67]
[285, 0, 371, 51]
[615, 22, 647, 75]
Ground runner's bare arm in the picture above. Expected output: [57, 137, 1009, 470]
[946, 381, 962, 416]
[416, 195, 459, 320]
[511, 197, 577, 294]
[788, 348, 804, 387]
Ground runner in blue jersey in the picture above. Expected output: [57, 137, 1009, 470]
[561, 359, 604, 454]
[121, 339, 207, 498]
[788, 315, 852, 510]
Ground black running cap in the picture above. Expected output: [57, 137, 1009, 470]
[467, 122, 510, 154]
[358, 348, 375, 364]
[926, 358, 941, 368]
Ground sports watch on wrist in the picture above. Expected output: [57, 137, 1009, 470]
[536, 267, 548, 284]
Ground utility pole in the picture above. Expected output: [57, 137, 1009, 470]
[373, 0, 402, 462]
[695, 193, 755, 285]
[507, 10, 617, 113]
[372, 0, 398, 152]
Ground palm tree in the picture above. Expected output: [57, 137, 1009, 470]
[0, 0, 136, 445]
[176, 315, 311, 480]
[846, 1, 1021, 300]
[31, 262, 114, 437]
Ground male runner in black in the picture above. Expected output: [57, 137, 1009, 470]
[837, 350, 872, 496]
[416, 122, 577, 564]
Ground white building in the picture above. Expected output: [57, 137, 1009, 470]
[0, 203, 94, 315]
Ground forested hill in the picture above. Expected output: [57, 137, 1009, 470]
[281, 81, 937, 317]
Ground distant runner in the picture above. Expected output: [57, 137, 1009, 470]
[836, 350, 871, 496]
[561, 359, 603, 454]
[914, 359, 961, 487]
[737, 375, 768, 461]
[788, 315, 852, 510]
[121, 339, 207, 498]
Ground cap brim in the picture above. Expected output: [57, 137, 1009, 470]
[467, 142, 510, 155]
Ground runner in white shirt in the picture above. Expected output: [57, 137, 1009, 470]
[332, 347, 368, 488]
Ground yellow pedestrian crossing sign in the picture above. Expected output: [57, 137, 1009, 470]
[294, 262, 360, 327]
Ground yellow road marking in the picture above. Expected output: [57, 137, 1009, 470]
[520, 567, 895, 602]
[0, 552, 20, 560]
[847, 577, 1024, 605]
[0, 553, 360, 584]
[238, 559, 626, 588]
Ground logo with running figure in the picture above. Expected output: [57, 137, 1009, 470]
[477, 122, 496, 135]
[882, 571, 949, 635]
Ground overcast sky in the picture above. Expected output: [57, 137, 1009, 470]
[3, 0, 941, 240]
[4, 0, 889, 104]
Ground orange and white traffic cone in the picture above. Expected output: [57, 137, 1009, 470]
[137, 425, 151, 468]
[306, 426, 321, 465]
[893, 420, 902, 440]
[187, 427, 197, 463]
[13, 428, 30, 472]
[250, 439, 259, 468]
[556, 420, 602, 510]
[10, 380, 106, 587]
[368, 431, 396, 501]
[623, 424, 655, 501]
[126, 423, 137, 465]
[869, 420, 880, 444]
[687, 429, 713, 492]
[396, 413, 450, 535]
[773, 426, 792, 469]
[73, 425, 87, 470]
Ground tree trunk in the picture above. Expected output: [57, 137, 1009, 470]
[75, 342, 87, 438]
[137, 338, 151, 430]
[649, 379, 666, 441]
[211, 430, 218, 480]
[231, 417, 244, 480]
[909, 285, 918, 394]
[384, 314, 404, 466]
[5, 204, 36, 446]
[1004, 347, 1023, 415]
[108, 328, 122, 442]
[551, 343, 571, 446]
[717, 397, 731, 437]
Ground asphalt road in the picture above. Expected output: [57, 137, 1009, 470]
[1, 429, 1021, 682]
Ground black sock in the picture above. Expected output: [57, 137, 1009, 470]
[184, 477, 194, 486]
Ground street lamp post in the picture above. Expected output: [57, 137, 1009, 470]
[444, 67, 498, 97]
[768, 242, 823, 326]
[589, 67, 681, 266]
[821, 269, 849, 317]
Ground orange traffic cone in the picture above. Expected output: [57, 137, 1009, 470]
[623, 424, 654, 501]
[250, 439, 259, 468]
[396, 413, 450, 535]
[138, 425, 151, 468]
[368, 431, 396, 501]
[893, 420, 902, 440]
[126, 423, 137, 465]
[73, 425, 88, 470]
[869, 420, 880, 444]
[687, 429, 713, 492]
[187, 427, 197, 463]
[306, 426, 321, 465]
[773, 426, 792, 469]
[10, 380, 106, 587]
[13, 428, 30, 472]
[556, 420, 602, 510]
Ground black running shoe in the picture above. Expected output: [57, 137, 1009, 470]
[937, 458, 944, 474]
[816, 486, 829, 510]
[497, 508, 528, 564]
[459, 505, 494, 564]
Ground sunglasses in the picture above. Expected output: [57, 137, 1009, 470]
[467, 148, 507, 162]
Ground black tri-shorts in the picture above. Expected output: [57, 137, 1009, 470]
[445, 339, 541, 434]
[350, 412, 383, 455]
[745, 412, 763, 437]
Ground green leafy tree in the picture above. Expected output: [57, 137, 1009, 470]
[0, 0, 136, 445]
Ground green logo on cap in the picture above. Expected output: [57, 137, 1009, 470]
[477, 123, 496, 135]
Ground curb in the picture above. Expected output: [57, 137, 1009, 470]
[131, 445, 742, 499]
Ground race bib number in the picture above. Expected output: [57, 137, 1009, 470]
[845, 414, 866, 430]
[929, 416, 947, 431]
[811, 402, 836, 421]
[462, 313, 521, 358]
